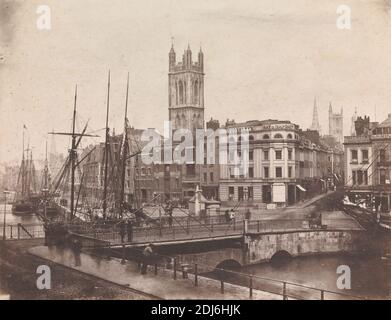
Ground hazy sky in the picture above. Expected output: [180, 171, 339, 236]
[1, 0, 391, 163]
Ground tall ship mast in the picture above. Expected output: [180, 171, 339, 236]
[12, 127, 39, 215]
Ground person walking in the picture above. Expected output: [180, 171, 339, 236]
[141, 243, 154, 275]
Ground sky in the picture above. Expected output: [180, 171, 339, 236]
[1, 0, 391, 163]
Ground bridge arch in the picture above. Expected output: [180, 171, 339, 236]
[215, 259, 242, 271]
[270, 250, 292, 266]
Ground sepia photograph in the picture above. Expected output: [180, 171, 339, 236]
[1, 0, 391, 306]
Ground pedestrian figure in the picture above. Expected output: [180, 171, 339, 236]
[126, 220, 133, 242]
[119, 221, 126, 243]
[72, 238, 82, 267]
[225, 210, 230, 223]
[229, 209, 235, 221]
[141, 243, 154, 275]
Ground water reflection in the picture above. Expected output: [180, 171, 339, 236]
[0, 203, 42, 225]
[211, 233, 391, 299]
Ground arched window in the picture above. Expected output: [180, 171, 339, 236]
[193, 80, 199, 104]
[274, 133, 283, 139]
[263, 134, 270, 139]
[179, 81, 184, 104]
[287, 133, 293, 139]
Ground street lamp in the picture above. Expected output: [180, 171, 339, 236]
[3, 190, 11, 241]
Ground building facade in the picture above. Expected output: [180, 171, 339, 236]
[218, 119, 343, 208]
[344, 114, 391, 214]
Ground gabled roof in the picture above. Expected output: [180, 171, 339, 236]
[378, 114, 391, 128]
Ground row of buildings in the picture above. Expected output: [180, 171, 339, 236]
[79, 44, 344, 209]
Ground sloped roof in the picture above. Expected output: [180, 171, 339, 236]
[378, 114, 391, 128]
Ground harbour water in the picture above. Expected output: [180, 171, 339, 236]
[0, 204, 42, 225]
[214, 232, 391, 300]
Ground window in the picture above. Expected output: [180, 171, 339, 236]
[229, 167, 235, 179]
[362, 150, 368, 163]
[228, 187, 234, 200]
[357, 171, 363, 185]
[352, 171, 357, 185]
[238, 187, 244, 201]
[263, 134, 270, 139]
[287, 133, 293, 139]
[363, 171, 368, 185]
[249, 135, 254, 142]
[380, 149, 386, 162]
[203, 172, 207, 182]
[288, 149, 292, 160]
[248, 187, 253, 200]
[380, 169, 386, 185]
[248, 167, 254, 178]
[275, 150, 282, 160]
[186, 164, 195, 176]
[351, 150, 358, 162]
[274, 133, 283, 139]
[210, 172, 214, 182]
[288, 166, 292, 178]
[249, 150, 253, 161]
[264, 150, 269, 160]
[264, 167, 269, 178]
[276, 167, 282, 178]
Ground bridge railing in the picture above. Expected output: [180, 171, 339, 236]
[100, 246, 366, 300]
[68, 217, 353, 246]
[0, 223, 45, 240]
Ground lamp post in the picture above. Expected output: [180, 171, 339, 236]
[3, 190, 11, 241]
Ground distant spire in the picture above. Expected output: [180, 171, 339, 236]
[310, 97, 321, 133]
[351, 107, 358, 136]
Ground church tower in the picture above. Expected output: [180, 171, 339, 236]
[328, 102, 344, 144]
[310, 97, 321, 133]
[168, 43, 205, 131]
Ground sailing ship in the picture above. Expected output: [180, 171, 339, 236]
[12, 129, 39, 215]
[37, 141, 60, 217]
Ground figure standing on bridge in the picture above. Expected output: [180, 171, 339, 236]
[126, 220, 133, 242]
[141, 243, 154, 275]
[119, 221, 126, 243]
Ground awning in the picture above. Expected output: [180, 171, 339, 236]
[296, 184, 306, 192]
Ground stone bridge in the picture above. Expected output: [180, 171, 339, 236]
[175, 229, 366, 273]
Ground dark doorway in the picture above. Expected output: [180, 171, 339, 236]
[287, 185, 295, 205]
[262, 185, 272, 203]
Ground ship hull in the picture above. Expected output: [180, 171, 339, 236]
[12, 201, 35, 215]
